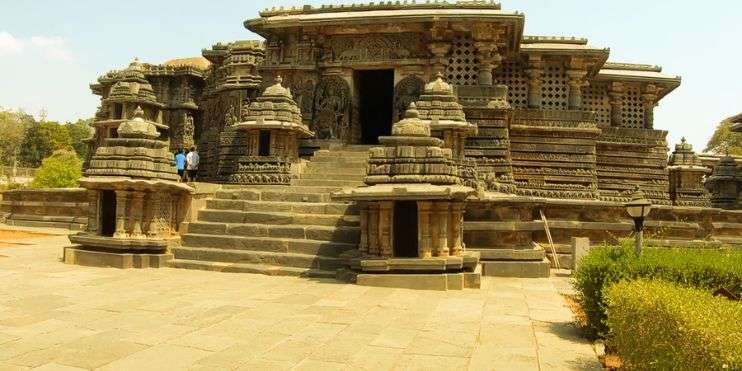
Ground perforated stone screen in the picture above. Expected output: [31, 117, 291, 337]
[446, 36, 479, 86]
[494, 60, 528, 109]
[621, 85, 645, 128]
[583, 83, 611, 126]
[540, 63, 568, 110]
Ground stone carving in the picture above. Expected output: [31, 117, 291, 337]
[224, 104, 237, 127]
[312, 75, 351, 140]
[327, 34, 426, 62]
[393, 75, 425, 123]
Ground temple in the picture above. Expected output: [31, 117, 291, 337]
[70, 1, 741, 289]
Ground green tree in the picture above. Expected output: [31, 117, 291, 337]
[66, 118, 94, 160]
[20, 121, 73, 167]
[0, 108, 35, 168]
[31, 150, 82, 188]
[704, 119, 742, 156]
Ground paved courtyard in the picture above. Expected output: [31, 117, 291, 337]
[0, 225, 600, 371]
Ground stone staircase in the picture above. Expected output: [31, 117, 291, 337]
[169, 146, 371, 277]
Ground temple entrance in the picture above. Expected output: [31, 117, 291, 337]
[393, 201, 418, 257]
[100, 190, 116, 237]
[357, 69, 394, 144]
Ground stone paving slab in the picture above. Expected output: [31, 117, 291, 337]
[0, 224, 600, 370]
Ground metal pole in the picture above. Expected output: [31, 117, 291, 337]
[635, 229, 643, 257]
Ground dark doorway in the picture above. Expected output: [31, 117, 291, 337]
[258, 130, 271, 156]
[393, 201, 418, 258]
[100, 190, 117, 237]
[357, 70, 394, 144]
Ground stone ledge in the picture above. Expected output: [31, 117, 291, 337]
[352, 271, 481, 291]
[63, 246, 172, 269]
[480, 259, 551, 278]
[470, 248, 545, 261]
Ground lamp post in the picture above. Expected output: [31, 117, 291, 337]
[625, 187, 652, 257]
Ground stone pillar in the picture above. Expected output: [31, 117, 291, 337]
[427, 42, 452, 76]
[418, 201, 433, 258]
[146, 192, 161, 237]
[368, 202, 380, 256]
[449, 202, 465, 256]
[642, 84, 658, 129]
[609, 82, 624, 127]
[86, 190, 99, 234]
[473, 42, 501, 86]
[567, 69, 587, 109]
[379, 201, 393, 258]
[113, 190, 128, 239]
[526, 61, 543, 109]
[130, 192, 145, 239]
[434, 202, 449, 257]
[358, 202, 369, 255]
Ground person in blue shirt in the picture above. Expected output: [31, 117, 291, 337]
[174, 149, 187, 182]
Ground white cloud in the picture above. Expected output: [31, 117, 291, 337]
[30, 36, 75, 62]
[0, 31, 24, 55]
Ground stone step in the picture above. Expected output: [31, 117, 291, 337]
[291, 179, 364, 187]
[186, 222, 360, 244]
[308, 156, 369, 164]
[172, 246, 344, 271]
[300, 172, 366, 181]
[327, 145, 375, 152]
[312, 151, 370, 159]
[234, 185, 349, 195]
[181, 233, 356, 257]
[206, 199, 356, 215]
[304, 165, 367, 175]
[197, 209, 359, 227]
[168, 259, 337, 278]
[545, 252, 572, 269]
[215, 189, 331, 203]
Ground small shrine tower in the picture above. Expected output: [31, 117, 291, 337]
[333, 104, 480, 290]
[223, 77, 314, 184]
[66, 106, 193, 268]
[667, 138, 711, 207]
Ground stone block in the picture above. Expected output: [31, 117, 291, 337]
[570, 237, 590, 270]
[63, 246, 172, 268]
[480, 259, 550, 278]
[355, 273, 448, 291]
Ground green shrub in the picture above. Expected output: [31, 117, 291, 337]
[605, 279, 742, 370]
[572, 243, 742, 338]
[30, 150, 82, 188]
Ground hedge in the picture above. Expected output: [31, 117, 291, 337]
[605, 280, 742, 370]
[572, 243, 742, 337]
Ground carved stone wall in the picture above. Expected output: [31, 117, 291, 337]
[327, 33, 428, 63]
[596, 127, 671, 205]
[509, 109, 600, 199]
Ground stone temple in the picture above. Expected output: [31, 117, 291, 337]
[60, 1, 741, 289]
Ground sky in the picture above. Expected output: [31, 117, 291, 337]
[0, 0, 740, 152]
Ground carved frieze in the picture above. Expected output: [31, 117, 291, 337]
[312, 75, 351, 140]
[326, 34, 427, 63]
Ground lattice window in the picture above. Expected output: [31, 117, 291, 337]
[540, 63, 569, 109]
[446, 36, 479, 86]
[583, 83, 611, 126]
[494, 60, 528, 109]
[621, 86, 644, 128]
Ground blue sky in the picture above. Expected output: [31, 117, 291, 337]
[1, 0, 740, 151]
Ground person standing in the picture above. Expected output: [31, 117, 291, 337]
[185, 146, 200, 182]
[174, 149, 186, 182]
